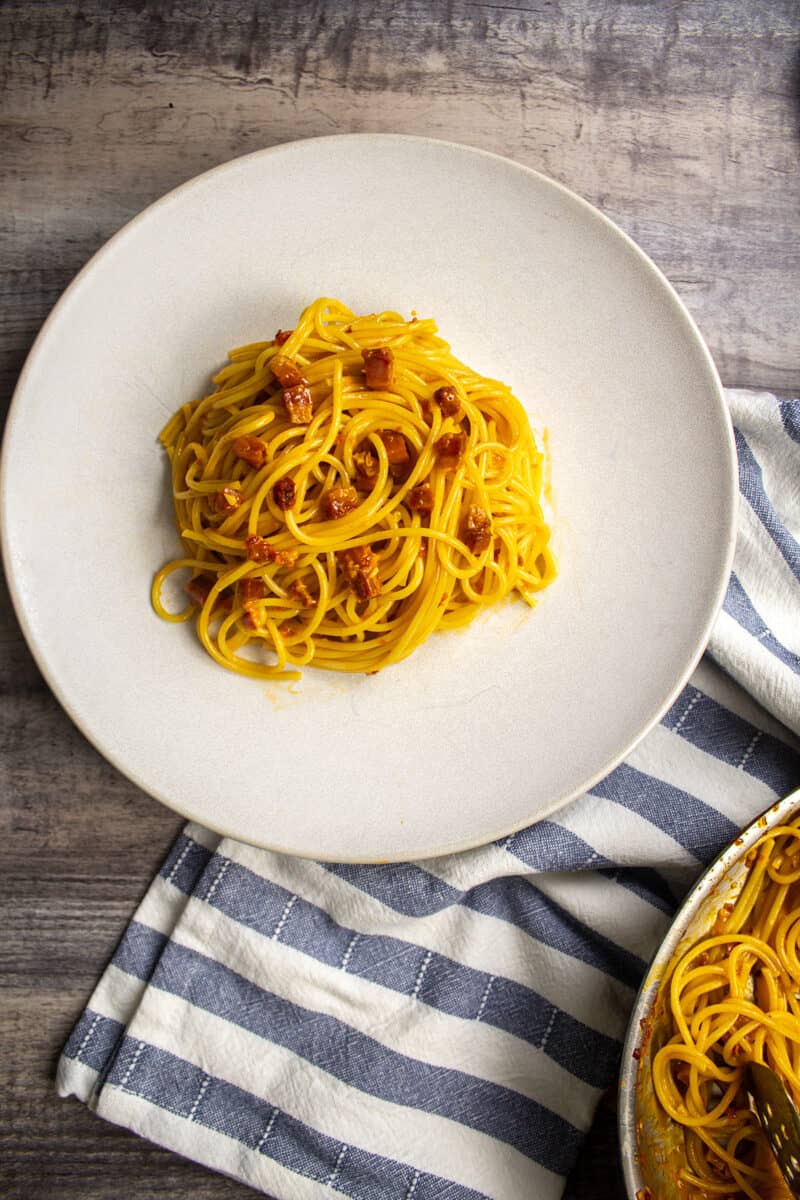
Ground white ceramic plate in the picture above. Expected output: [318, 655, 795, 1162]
[0, 135, 736, 862]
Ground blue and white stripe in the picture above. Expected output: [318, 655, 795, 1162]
[710, 390, 800, 736]
[58, 391, 800, 1200]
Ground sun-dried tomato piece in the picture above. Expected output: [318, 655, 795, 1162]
[463, 505, 492, 553]
[434, 432, 466, 468]
[407, 482, 433, 514]
[323, 485, 359, 520]
[244, 535, 298, 567]
[273, 476, 296, 510]
[242, 603, 262, 630]
[362, 346, 394, 389]
[354, 448, 379, 488]
[378, 430, 409, 465]
[282, 383, 313, 424]
[434, 385, 460, 417]
[233, 436, 268, 469]
[213, 487, 243, 515]
[288, 579, 316, 608]
[338, 545, 381, 599]
[239, 577, 268, 604]
[271, 355, 305, 387]
[186, 575, 231, 611]
[186, 575, 213, 606]
[245, 535, 272, 564]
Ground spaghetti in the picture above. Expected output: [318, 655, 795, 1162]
[651, 814, 800, 1199]
[152, 298, 555, 681]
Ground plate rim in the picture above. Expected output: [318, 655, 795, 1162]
[0, 133, 739, 861]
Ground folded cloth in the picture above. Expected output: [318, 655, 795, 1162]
[710, 390, 800, 735]
[58, 391, 800, 1200]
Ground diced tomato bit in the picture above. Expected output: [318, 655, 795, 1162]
[288, 579, 315, 608]
[418, 540, 427, 560]
[434, 385, 460, 417]
[323, 485, 359, 519]
[213, 487, 243, 515]
[407, 482, 433, 514]
[434, 432, 466, 468]
[186, 575, 213, 606]
[362, 346, 394, 389]
[282, 383, 313, 424]
[233, 435, 269, 469]
[273, 475, 296, 510]
[271, 355, 305, 387]
[463, 505, 492, 553]
[277, 621, 296, 639]
[274, 329, 293, 346]
[239, 577, 268, 605]
[378, 430, 409, 465]
[338, 544, 381, 600]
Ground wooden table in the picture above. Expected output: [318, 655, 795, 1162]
[1, 3, 797, 1196]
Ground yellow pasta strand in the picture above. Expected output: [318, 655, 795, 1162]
[152, 298, 555, 681]
[651, 814, 800, 1199]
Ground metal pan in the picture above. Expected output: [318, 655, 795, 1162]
[618, 786, 800, 1198]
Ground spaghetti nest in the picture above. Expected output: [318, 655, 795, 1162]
[652, 815, 800, 1199]
[152, 297, 555, 681]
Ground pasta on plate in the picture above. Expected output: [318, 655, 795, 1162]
[152, 298, 555, 681]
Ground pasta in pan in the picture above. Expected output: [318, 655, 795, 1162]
[152, 297, 555, 681]
[652, 815, 800, 1199]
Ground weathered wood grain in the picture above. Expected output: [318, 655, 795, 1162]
[1, 0, 799, 410]
[1, 2, 799, 1198]
[1, 989, 254, 1199]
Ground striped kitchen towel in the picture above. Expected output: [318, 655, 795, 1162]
[58, 390, 800, 1200]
